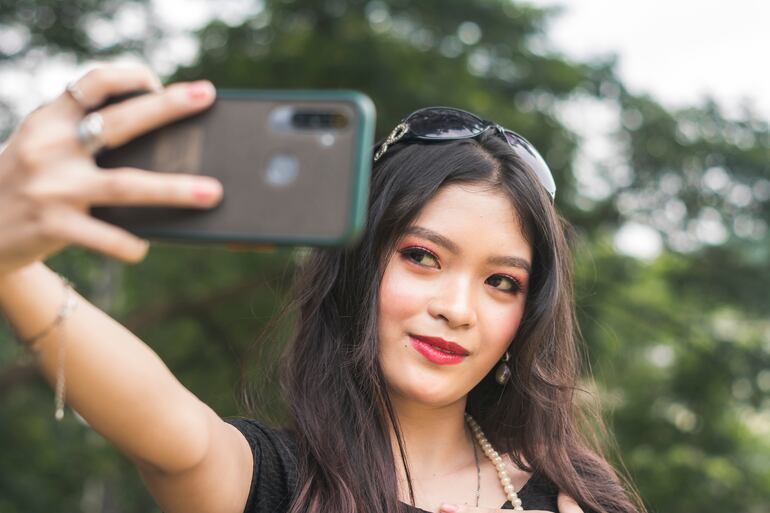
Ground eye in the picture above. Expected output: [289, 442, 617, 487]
[399, 247, 440, 269]
[486, 274, 523, 295]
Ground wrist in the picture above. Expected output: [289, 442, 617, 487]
[0, 262, 51, 310]
[0, 262, 59, 324]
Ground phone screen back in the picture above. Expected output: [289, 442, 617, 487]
[93, 91, 374, 247]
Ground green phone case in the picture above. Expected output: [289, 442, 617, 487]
[93, 89, 376, 247]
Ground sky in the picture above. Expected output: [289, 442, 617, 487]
[528, 0, 770, 119]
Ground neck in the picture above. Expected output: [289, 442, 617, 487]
[387, 389, 475, 484]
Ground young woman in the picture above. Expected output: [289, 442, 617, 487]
[0, 65, 643, 513]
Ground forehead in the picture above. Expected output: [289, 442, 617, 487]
[408, 182, 530, 256]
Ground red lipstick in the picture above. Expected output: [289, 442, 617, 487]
[409, 335, 469, 365]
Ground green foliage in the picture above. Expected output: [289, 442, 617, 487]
[1, 1, 768, 512]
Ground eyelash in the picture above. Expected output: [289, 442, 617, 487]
[398, 246, 524, 295]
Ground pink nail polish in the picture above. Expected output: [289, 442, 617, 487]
[187, 81, 213, 101]
[440, 504, 458, 513]
[192, 180, 221, 202]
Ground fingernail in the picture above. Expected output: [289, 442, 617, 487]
[187, 80, 214, 101]
[439, 503, 458, 513]
[191, 178, 223, 202]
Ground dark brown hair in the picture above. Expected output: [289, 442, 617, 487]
[247, 131, 644, 513]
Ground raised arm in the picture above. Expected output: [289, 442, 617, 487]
[0, 64, 254, 513]
[1, 262, 216, 469]
[1, 263, 253, 513]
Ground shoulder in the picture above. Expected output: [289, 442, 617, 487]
[518, 470, 559, 511]
[223, 417, 299, 513]
[520, 471, 600, 513]
[224, 417, 298, 458]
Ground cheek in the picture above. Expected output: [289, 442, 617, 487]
[479, 301, 526, 356]
[378, 260, 424, 328]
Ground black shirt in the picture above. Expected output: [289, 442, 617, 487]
[224, 417, 560, 513]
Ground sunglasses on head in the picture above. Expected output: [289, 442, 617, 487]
[374, 106, 556, 201]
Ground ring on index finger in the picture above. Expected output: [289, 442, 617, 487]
[76, 112, 106, 154]
[65, 80, 91, 110]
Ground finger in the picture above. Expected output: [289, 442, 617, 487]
[95, 80, 216, 149]
[557, 492, 584, 513]
[82, 167, 223, 208]
[45, 210, 151, 263]
[56, 63, 163, 112]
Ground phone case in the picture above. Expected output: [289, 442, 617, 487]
[92, 90, 375, 247]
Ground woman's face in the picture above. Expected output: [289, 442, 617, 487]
[378, 182, 532, 407]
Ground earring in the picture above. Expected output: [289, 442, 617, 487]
[495, 350, 511, 385]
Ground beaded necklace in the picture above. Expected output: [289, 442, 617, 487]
[465, 413, 524, 511]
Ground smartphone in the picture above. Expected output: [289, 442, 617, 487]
[91, 90, 375, 247]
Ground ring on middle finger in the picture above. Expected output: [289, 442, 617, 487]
[76, 112, 106, 154]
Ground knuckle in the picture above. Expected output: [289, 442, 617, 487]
[15, 124, 72, 171]
[159, 176, 183, 200]
[18, 110, 42, 134]
[15, 136, 45, 170]
[163, 178, 190, 204]
[165, 83, 191, 108]
[36, 209, 62, 242]
[16, 113, 42, 144]
[19, 183, 44, 207]
[101, 173, 128, 199]
[21, 198, 45, 227]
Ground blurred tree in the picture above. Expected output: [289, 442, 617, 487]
[0, 1, 768, 512]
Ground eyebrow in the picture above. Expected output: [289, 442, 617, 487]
[404, 226, 532, 273]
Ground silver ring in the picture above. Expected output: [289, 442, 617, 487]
[65, 80, 90, 110]
[76, 112, 105, 154]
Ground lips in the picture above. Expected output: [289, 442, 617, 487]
[409, 335, 468, 365]
[410, 335, 470, 356]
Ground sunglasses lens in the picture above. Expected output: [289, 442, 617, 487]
[382, 107, 556, 200]
[407, 107, 489, 139]
[503, 130, 556, 200]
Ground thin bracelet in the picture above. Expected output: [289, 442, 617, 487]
[23, 276, 77, 350]
[20, 275, 78, 420]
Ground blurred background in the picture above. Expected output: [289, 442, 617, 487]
[0, 1, 768, 511]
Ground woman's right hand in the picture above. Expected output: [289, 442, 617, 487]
[0, 63, 224, 278]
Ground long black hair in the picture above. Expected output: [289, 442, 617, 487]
[243, 131, 644, 513]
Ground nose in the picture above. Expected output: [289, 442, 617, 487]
[427, 273, 477, 329]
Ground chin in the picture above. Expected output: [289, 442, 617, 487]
[388, 365, 466, 407]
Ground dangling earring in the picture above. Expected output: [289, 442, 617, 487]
[495, 350, 511, 385]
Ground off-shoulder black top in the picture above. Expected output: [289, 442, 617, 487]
[224, 417, 561, 513]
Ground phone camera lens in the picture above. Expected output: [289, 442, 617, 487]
[290, 110, 348, 130]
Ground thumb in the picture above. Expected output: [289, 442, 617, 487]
[557, 492, 584, 513]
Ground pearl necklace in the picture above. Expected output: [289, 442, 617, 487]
[464, 412, 524, 511]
